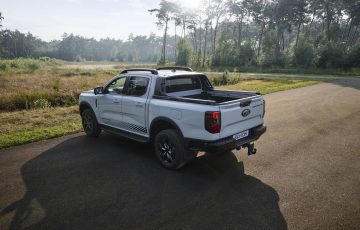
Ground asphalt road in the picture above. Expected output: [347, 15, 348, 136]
[1, 77, 360, 230]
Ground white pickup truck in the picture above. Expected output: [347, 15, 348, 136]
[79, 67, 266, 169]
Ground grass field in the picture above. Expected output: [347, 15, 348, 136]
[218, 78, 320, 94]
[208, 66, 360, 76]
[0, 106, 81, 149]
[0, 58, 328, 149]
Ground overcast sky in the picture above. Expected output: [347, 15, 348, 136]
[0, 0, 167, 41]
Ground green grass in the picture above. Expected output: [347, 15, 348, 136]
[0, 106, 82, 149]
[207, 66, 360, 76]
[217, 78, 322, 94]
[0, 123, 82, 149]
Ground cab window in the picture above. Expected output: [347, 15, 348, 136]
[106, 77, 126, 94]
[125, 76, 149, 96]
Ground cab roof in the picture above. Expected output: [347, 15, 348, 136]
[119, 67, 205, 78]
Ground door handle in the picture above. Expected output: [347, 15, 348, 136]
[136, 102, 143, 107]
[112, 99, 120, 103]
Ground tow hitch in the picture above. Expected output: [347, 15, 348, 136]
[243, 143, 257, 155]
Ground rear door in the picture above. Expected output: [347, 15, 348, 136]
[219, 96, 264, 138]
[121, 76, 151, 136]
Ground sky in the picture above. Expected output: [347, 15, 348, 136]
[0, 0, 174, 41]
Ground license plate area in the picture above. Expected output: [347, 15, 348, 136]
[233, 130, 249, 141]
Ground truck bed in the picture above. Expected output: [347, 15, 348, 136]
[177, 90, 259, 104]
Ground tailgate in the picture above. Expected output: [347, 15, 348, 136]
[219, 96, 264, 138]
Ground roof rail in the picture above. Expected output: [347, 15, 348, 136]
[120, 68, 158, 75]
[156, 66, 193, 72]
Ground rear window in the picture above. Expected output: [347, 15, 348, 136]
[165, 76, 201, 93]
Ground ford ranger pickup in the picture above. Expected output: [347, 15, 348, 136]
[79, 67, 266, 169]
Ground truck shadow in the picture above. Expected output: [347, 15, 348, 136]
[1, 133, 287, 230]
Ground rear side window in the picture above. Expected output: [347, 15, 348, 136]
[125, 76, 149, 96]
[165, 76, 201, 93]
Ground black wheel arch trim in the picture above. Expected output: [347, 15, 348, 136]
[79, 101, 94, 115]
[150, 117, 184, 140]
[79, 102, 100, 124]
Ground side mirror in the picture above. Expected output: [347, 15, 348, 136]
[94, 87, 104, 95]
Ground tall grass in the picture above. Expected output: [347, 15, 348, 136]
[0, 88, 80, 111]
[0, 64, 116, 111]
[0, 57, 61, 75]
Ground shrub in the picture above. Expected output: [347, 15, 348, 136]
[31, 98, 51, 109]
[39, 56, 51, 62]
[237, 41, 256, 66]
[293, 37, 315, 67]
[222, 71, 229, 85]
[52, 79, 61, 92]
[316, 42, 344, 68]
[345, 41, 360, 68]
[210, 71, 242, 86]
[10, 61, 19, 68]
[0, 62, 7, 71]
[27, 62, 40, 72]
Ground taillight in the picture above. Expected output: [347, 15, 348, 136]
[205, 111, 221, 133]
[263, 100, 266, 117]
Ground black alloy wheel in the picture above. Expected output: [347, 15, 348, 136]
[81, 108, 101, 137]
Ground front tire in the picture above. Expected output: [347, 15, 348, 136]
[81, 108, 101, 137]
[154, 129, 194, 169]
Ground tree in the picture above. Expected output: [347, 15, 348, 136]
[228, 0, 246, 49]
[176, 39, 193, 66]
[292, 0, 310, 48]
[345, 40, 360, 68]
[149, 0, 179, 64]
[246, 0, 273, 57]
[343, 0, 360, 48]
[201, 0, 214, 67]
[0, 12, 4, 56]
[0, 12, 3, 28]
[293, 36, 314, 67]
[317, 41, 344, 68]
[210, 0, 226, 52]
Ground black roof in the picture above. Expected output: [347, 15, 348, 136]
[120, 67, 199, 77]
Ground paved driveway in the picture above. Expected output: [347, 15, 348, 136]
[1, 77, 359, 229]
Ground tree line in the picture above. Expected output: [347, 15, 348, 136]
[1, 0, 360, 70]
[0, 12, 179, 63]
[150, 0, 360, 69]
[0, 30, 177, 63]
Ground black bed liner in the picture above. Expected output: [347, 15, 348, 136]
[153, 90, 261, 105]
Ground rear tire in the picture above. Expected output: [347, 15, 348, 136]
[81, 108, 101, 137]
[154, 129, 194, 169]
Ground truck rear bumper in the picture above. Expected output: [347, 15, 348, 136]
[185, 125, 267, 152]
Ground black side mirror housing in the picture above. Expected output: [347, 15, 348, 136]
[94, 87, 104, 95]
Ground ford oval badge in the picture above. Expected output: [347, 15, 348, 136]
[242, 109, 251, 117]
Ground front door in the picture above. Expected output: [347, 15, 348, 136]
[97, 76, 126, 127]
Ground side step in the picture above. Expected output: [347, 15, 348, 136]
[100, 125, 149, 143]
